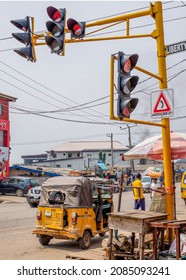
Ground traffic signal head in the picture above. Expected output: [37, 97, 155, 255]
[11, 17, 30, 31]
[67, 18, 85, 39]
[117, 52, 139, 118]
[11, 16, 36, 62]
[45, 6, 66, 55]
[14, 47, 34, 61]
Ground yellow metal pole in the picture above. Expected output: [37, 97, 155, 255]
[154, 2, 174, 220]
[66, 33, 152, 44]
[86, 7, 151, 27]
[31, 17, 37, 62]
[112, 116, 164, 128]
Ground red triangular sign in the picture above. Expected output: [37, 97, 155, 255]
[153, 91, 171, 113]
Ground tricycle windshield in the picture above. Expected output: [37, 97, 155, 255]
[92, 186, 113, 199]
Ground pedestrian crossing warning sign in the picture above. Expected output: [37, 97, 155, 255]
[151, 89, 174, 118]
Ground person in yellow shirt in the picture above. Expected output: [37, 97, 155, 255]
[132, 173, 145, 210]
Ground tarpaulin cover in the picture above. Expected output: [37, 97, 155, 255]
[39, 176, 92, 207]
[97, 162, 109, 171]
[123, 132, 186, 161]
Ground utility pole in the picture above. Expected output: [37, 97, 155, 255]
[120, 125, 136, 172]
[127, 125, 135, 173]
[107, 133, 114, 168]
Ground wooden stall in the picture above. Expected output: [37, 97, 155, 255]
[108, 210, 167, 260]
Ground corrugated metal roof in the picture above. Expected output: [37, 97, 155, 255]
[47, 141, 128, 152]
[10, 165, 60, 177]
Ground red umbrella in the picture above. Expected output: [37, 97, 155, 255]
[123, 132, 186, 161]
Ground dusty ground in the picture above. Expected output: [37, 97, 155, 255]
[0, 186, 185, 260]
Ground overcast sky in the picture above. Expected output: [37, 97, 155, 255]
[0, 1, 185, 165]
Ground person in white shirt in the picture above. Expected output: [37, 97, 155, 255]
[150, 178, 160, 199]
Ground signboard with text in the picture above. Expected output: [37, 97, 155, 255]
[166, 41, 186, 55]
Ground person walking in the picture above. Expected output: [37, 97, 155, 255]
[132, 172, 145, 210]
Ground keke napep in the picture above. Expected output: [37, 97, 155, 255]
[33, 176, 113, 249]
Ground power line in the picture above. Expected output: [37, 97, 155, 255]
[6, 59, 186, 116]
[0, 60, 108, 119]
[8, 66, 186, 120]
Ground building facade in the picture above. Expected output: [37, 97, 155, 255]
[21, 154, 47, 165]
[24, 141, 130, 170]
[0, 93, 17, 179]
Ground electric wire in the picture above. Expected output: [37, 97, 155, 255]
[0, 2, 185, 124]
[8, 66, 186, 120]
[5, 59, 186, 116]
[0, 60, 108, 119]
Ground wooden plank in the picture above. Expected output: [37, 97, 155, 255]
[167, 220, 186, 228]
[109, 216, 143, 233]
[65, 248, 106, 260]
[108, 212, 168, 234]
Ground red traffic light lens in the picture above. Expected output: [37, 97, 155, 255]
[47, 6, 65, 23]
[67, 18, 85, 38]
[73, 24, 82, 36]
[10, 17, 30, 32]
[53, 11, 61, 23]
[122, 106, 130, 118]
[123, 58, 131, 73]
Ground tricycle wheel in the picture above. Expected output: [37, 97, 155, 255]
[99, 232, 106, 237]
[39, 235, 51, 246]
[79, 230, 91, 250]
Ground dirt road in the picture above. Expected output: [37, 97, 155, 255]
[0, 187, 185, 260]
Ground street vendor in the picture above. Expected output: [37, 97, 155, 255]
[150, 178, 160, 199]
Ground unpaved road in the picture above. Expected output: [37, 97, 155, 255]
[0, 198, 106, 260]
[0, 187, 185, 260]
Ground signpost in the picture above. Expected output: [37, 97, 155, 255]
[166, 40, 186, 55]
[151, 89, 174, 118]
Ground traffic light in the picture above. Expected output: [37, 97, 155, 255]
[67, 18, 85, 39]
[11, 16, 36, 62]
[117, 52, 139, 118]
[45, 6, 66, 55]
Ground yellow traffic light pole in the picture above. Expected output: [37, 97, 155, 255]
[154, 2, 174, 220]
[109, 2, 174, 220]
[32, 2, 174, 220]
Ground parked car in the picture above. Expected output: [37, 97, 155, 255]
[26, 186, 41, 207]
[0, 176, 40, 197]
[26, 186, 70, 207]
[141, 175, 152, 193]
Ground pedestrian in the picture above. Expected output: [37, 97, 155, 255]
[132, 172, 145, 210]
[150, 178, 160, 199]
